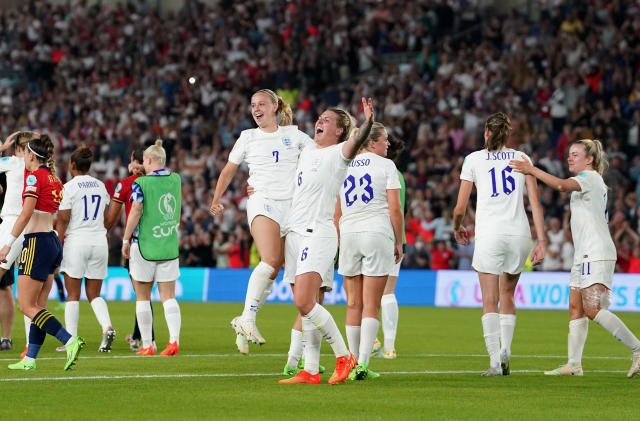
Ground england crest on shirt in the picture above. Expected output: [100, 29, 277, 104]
[282, 137, 291, 147]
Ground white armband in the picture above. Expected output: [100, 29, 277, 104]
[5, 234, 16, 248]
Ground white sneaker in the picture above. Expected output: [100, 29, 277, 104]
[98, 328, 116, 352]
[235, 334, 249, 355]
[371, 338, 382, 356]
[230, 316, 265, 345]
[378, 349, 397, 359]
[125, 334, 140, 352]
[500, 349, 510, 376]
[628, 354, 640, 378]
[544, 364, 583, 376]
[481, 366, 503, 377]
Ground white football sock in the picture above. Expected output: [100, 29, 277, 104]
[359, 317, 380, 366]
[64, 301, 79, 337]
[499, 314, 516, 356]
[162, 298, 181, 344]
[304, 303, 349, 358]
[381, 294, 398, 352]
[345, 325, 361, 361]
[257, 279, 275, 310]
[136, 301, 153, 348]
[568, 317, 588, 367]
[24, 315, 31, 346]
[242, 262, 275, 322]
[481, 313, 501, 368]
[302, 318, 321, 375]
[90, 297, 112, 332]
[594, 310, 640, 353]
[286, 329, 303, 368]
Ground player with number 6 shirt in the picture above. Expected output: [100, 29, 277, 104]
[453, 112, 546, 377]
[279, 97, 375, 385]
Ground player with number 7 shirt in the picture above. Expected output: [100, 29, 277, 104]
[453, 112, 546, 377]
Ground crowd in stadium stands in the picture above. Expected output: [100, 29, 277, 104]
[0, 0, 639, 272]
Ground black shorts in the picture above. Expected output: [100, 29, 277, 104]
[17, 232, 63, 282]
[0, 263, 14, 288]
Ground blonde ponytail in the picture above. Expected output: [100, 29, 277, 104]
[573, 138, 609, 175]
[254, 89, 293, 126]
[277, 95, 293, 126]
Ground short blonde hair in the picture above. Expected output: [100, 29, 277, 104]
[144, 139, 166, 166]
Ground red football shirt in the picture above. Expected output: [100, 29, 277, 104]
[23, 166, 63, 213]
[111, 174, 140, 222]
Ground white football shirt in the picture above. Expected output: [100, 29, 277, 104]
[287, 143, 350, 237]
[339, 152, 400, 239]
[228, 125, 314, 200]
[569, 170, 616, 263]
[460, 148, 531, 240]
[0, 156, 25, 217]
[59, 174, 110, 245]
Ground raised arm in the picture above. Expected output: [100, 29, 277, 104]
[342, 97, 374, 160]
[209, 161, 239, 216]
[509, 158, 580, 193]
[453, 180, 473, 245]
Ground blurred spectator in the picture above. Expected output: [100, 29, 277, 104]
[430, 240, 455, 270]
[0, 0, 639, 270]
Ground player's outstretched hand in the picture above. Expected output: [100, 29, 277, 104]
[454, 226, 469, 246]
[0, 131, 19, 153]
[509, 158, 533, 175]
[362, 97, 374, 122]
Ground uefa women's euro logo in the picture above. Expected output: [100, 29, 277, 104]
[158, 192, 177, 221]
[445, 280, 464, 306]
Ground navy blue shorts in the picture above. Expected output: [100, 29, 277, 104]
[0, 263, 14, 288]
[17, 232, 63, 282]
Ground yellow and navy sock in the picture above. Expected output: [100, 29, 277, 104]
[32, 309, 72, 345]
[25, 323, 46, 359]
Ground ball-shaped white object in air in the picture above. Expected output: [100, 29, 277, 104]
[188, 77, 196, 84]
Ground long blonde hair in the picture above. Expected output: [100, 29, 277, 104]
[571, 138, 609, 175]
[254, 89, 293, 126]
[144, 139, 166, 166]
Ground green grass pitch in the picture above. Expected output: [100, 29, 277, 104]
[1, 301, 638, 420]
